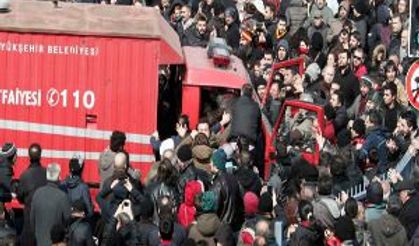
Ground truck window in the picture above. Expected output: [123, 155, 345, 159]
[157, 65, 183, 140]
[200, 87, 238, 124]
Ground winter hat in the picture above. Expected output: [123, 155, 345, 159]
[220, 143, 234, 160]
[353, 0, 369, 16]
[212, 148, 227, 171]
[1, 142, 17, 158]
[310, 32, 324, 51]
[258, 192, 273, 214]
[177, 144, 192, 162]
[159, 138, 175, 157]
[352, 118, 366, 136]
[69, 158, 82, 175]
[192, 145, 213, 171]
[250, 0, 265, 14]
[201, 191, 217, 213]
[360, 75, 374, 89]
[376, 5, 390, 24]
[366, 181, 383, 205]
[305, 63, 321, 82]
[240, 227, 256, 245]
[244, 192, 259, 215]
[277, 39, 289, 52]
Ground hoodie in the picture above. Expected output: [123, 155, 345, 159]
[98, 149, 116, 189]
[177, 181, 203, 228]
[312, 195, 341, 230]
[368, 214, 408, 246]
[61, 176, 94, 218]
[188, 213, 221, 246]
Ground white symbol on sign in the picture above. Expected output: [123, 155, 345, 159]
[46, 88, 60, 107]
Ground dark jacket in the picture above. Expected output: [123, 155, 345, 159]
[234, 166, 262, 195]
[359, 126, 389, 174]
[30, 182, 71, 246]
[289, 221, 323, 246]
[68, 217, 95, 246]
[137, 219, 159, 246]
[333, 106, 349, 134]
[383, 102, 406, 132]
[0, 157, 14, 203]
[147, 181, 179, 225]
[398, 193, 419, 240]
[368, 214, 408, 246]
[16, 161, 47, 246]
[148, 222, 187, 246]
[335, 67, 360, 108]
[61, 175, 94, 218]
[102, 218, 140, 246]
[183, 27, 210, 47]
[211, 171, 244, 232]
[225, 22, 240, 50]
[230, 95, 261, 144]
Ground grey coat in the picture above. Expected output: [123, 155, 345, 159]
[31, 182, 71, 246]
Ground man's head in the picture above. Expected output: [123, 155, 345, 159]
[196, 14, 208, 35]
[322, 66, 335, 84]
[317, 174, 333, 196]
[157, 195, 176, 219]
[383, 82, 397, 107]
[337, 49, 350, 70]
[197, 119, 211, 138]
[46, 163, 61, 182]
[276, 16, 287, 35]
[353, 48, 365, 68]
[257, 83, 266, 99]
[261, 50, 274, 67]
[225, 7, 236, 25]
[269, 82, 280, 100]
[180, 5, 191, 22]
[330, 81, 341, 95]
[69, 158, 82, 176]
[397, 111, 418, 136]
[264, 3, 275, 21]
[360, 76, 373, 97]
[329, 92, 343, 108]
[315, 0, 326, 9]
[28, 143, 42, 163]
[312, 10, 324, 28]
[385, 61, 398, 82]
[110, 131, 126, 152]
[241, 83, 253, 97]
[349, 31, 361, 50]
[391, 14, 403, 34]
[365, 110, 383, 129]
[283, 68, 296, 85]
[338, 29, 349, 44]
[114, 152, 128, 171]
[276, 40, 289, 61]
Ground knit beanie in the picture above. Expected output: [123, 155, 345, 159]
[212, 149, 227, 171]
[243, 192, 259, 215]
[202, 191, 217, 213]
[1, 142, 17, 158]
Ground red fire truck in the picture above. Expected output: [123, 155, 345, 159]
[0, 1, 324, 210]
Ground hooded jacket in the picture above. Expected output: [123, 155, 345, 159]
[360, 126, 389, 174]
[230, 95, 261, 144]
[98, 149, 116, 189]
[368, 214, 408, 246]
[61, 175, 94, 218]
[177, 180, 202, 228]
[312, 195, 341, 230]
[188, 213, 221, 245]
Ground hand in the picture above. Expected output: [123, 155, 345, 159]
[190, 130, 198, 139]
[287, 224, 298, 238]
[347, 120, 354, 129]
[152, 131, 159, 140]
[220, 112, 231, 126]
[388, 168, 403, 184]
[110, 180, 119, 189]
[124, 179, 133, 192]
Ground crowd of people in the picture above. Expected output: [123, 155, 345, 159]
[1, 0, 419, 245]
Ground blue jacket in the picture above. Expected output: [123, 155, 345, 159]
[61, 176, 94, 218]
[360, 127, 389, 174]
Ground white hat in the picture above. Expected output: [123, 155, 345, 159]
[159, 138, 175, 157]
[250, 0, 265, 15]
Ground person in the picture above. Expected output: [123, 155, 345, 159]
[31, 163, 71, 246]
[183, 14, 210, 47]
[329, 92, 349, 134]
[230, 83, 261, 147]
[16, 143, 47, 246]
[364, 181, 386, 223]
[382, 82, 406, 132]
[0, 202, 15, 246]
[99, 131, 126, 189]
[0, 143, 17, 203]
[223, 7, 240, 50]
[347, 75, 373, 119]
[352, 48, 368, 80]
[67, 199, 95, 246]
[394, 179, 419, 240]
[334, 49, 360, 108]
[288, 200, 323, 245]
[368, 195, 408, 245]
[61, 158, 94, 219]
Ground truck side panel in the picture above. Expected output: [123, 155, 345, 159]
[0, 32, 157, 182]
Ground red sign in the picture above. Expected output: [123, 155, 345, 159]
[406, 61, 419, 109]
